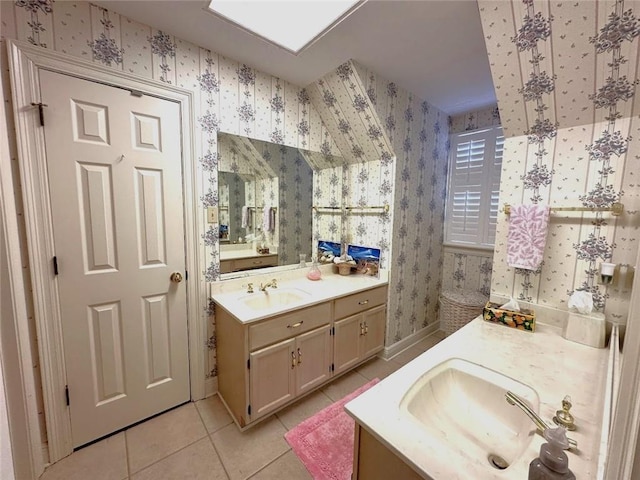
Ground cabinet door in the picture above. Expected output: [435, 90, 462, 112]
[361, 305, 386, 359]
[334, 314, 363, 375]
[295, 325, 332, 395]
[249, 338, 296, 420]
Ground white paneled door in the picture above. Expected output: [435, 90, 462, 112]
[39, 70, 190, 448]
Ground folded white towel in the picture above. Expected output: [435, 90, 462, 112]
[507, 204, 550, 270]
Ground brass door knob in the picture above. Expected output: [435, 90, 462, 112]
[170, 272, 183, 283]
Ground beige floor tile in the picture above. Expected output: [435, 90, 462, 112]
[276, 390, 333, 430]
[320, 370, 370, 402]
[196, 394, 234, 434]
[356, 357, 400, 380]
[211, 416, 289, 480]
[249, 451, 312, 480]
[415, 331, 446, 351]
[126, 403, 208, 474]
[40, 432, 127, 480]
[389, 345, 425, 366]
[131, 437, 228, 480]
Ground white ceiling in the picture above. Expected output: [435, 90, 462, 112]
[95, 0, 496, 115]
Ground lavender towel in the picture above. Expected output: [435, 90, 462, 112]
[507, 204, 550, 270]
[262, 205, 274, 232]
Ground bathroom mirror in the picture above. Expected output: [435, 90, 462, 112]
[218, 171, 255, 244]
[218, 132, 344, 275]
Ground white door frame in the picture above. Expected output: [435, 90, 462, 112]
[5, 39, 205, 463]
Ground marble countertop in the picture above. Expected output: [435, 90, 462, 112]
[345, 318, 609, 479]
[210, 265, 389, 323]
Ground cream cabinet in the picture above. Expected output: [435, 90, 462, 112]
[249, 324, 332, 420]
[352, 424, 423, 480]
[334, 286, 388, 375]
[216, 284, 387, 429]
[220, 253, 278, 274]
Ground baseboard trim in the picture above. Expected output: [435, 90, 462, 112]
[380, 323, 441, 360]
[204, 377, 218, 398]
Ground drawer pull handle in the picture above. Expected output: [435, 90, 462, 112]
[288, 321, 304, 329]
[297, 348, 302, 365]
[291, 351, 296, 369]
[358, 300, 369, 305]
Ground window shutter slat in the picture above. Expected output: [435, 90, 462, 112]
[445, 126, 504, 247]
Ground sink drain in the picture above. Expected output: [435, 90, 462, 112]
[488, 454, 509, 470]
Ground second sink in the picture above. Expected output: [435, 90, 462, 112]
[400, 358, 539, 471]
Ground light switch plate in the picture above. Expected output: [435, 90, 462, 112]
[207, 206, 218, 224]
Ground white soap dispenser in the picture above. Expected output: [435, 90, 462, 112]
[528, 426, 575, 480]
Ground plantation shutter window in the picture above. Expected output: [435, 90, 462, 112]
[445, 126, 503, 247]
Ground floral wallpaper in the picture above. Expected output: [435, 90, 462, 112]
[0, 0, 341, 384]
[450, 105, 501, 134]
[478, 0, 640, 323]
[310, 61, 450, 345]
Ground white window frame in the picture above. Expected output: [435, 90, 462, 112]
[444, 125, 503, 250]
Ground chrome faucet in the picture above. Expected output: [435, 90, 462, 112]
[505, 391, 578, 450]
[259, 278, 278, 291]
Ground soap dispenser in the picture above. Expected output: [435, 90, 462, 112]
[528, 426, 575, 480]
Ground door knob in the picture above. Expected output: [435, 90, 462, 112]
[170, 272, 183, 283]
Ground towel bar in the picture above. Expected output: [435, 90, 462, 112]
[502, 202, 624, 216]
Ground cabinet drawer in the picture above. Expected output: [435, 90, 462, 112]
[249, 302, 331, 350]
[334, 286, 388, 320]
[233, 254, 278, 272]
[220, 259, 234, 274]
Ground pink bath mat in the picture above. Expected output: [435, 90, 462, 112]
[284, 378, 380, 480]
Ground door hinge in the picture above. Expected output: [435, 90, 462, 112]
[185, 270, 188, 281]
[53, 256, 59, 275]
[65, 385, 70, 406]
[247, 359, 250, 370]
[331, 363, 334, 372]
[31, 102, 48, 126]
[248, 404, 251, 415]
[331, 326, 335, 336]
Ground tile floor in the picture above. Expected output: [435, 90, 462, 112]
[40, 331, 446, 480]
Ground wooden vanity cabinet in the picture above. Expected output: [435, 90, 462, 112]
[353, 425, 424, 480]
[216, 284, 388, 429]
[217, 302, 332, 427]
[334, 286, 387, 375]
[249, 323, 332, 420]
[220, 253, 278, 273]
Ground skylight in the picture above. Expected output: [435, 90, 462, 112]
[207, 0, 361, 54]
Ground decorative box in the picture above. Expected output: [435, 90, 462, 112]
[483, 301, 536, 332]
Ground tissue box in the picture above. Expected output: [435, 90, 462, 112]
[483, 302, 536, 332]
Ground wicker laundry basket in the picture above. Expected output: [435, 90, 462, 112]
[439, 289, 488, 336]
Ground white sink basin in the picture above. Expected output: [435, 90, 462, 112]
[400, 358, 538, 471]
[240, 288, 311, 310]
